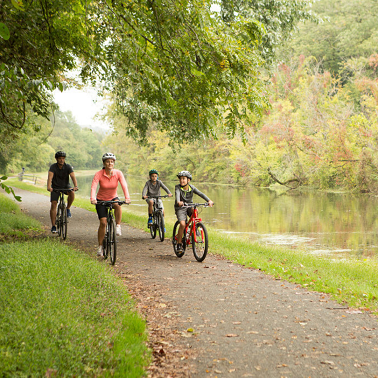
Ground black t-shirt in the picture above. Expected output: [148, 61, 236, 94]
[49, 163, 73, 189]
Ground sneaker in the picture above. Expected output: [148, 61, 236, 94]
[116, 224, 122, 236]
[177, 243, 183, 252]
[51, 226, 57, 233]
[67, 208, 72, 218]
[148, 217, 153, 226]
[97, 246, 103, 257]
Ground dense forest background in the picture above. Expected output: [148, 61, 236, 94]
[4, 0, 378, 192]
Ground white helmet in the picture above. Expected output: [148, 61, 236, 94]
[102, 152, 116, 162]
[177, 170, 192, 180]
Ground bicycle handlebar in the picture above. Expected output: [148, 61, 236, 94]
[98, 200, 128, 206]
[53, 188, 76, 193]
[146, 195, 170, 199]
[182, 202, 211, 208]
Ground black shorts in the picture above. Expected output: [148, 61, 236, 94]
[50, 187, 72, 202]
[95, 197, 119, 219]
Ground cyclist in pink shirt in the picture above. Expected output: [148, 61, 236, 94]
[90, 153, 131, 256]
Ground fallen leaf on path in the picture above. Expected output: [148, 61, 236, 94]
[233, 321, 241, 325]
[226, 334, 239, 337]
[321, 361, 335, 365]
[254, 366, 261, 370]
[187, 328, 194, 333]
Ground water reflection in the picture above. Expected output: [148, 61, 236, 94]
[76, 174, 378, 258]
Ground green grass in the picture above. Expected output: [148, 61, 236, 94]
[0, 193, 42, 237]
[7, 179, 378, 313]
[0, 193, 150, 377]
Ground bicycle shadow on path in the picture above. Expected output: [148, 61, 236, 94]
[10, 188, 378, 377]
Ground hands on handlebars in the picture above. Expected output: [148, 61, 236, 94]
[143, 194, 173, 199]
[179, 201, 214, 208]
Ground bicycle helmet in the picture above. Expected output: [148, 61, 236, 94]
[102, 152, 116, 162]
[177, 170, 192, 180]
[55, 151, 66, 158]
[149, 169, 159, 176]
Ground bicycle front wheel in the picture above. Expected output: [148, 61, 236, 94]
[62, 205, 68, 240]
[109, 218, 117, 265]
[56, 205, 62, 236]
[157, 212, 165, 242]
[150, 215, 157, 239]
[192, 222, 208, 262]
[172, 221, 185, 258]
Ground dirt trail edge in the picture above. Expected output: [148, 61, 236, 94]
[10, 188, 378, 377]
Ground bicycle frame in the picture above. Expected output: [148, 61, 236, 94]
[183, 204, 205, 246]
[98, 200, 126, 265]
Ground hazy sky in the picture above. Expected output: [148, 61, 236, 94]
[53, 87, 110, 130]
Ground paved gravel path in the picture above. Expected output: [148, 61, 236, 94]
[11, 188, 378, 377]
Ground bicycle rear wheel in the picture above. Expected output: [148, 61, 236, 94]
[192, 222, 208, 262]
[62, 205, 67, 240]
[172, 221, 185, 258]
[109, 218, 117, 265]
[157, 211, 165, 242]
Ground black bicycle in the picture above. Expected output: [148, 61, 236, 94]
[54, 188, 74, 240]
[147, 195, 169, 242]
[99, 200, 126, 265]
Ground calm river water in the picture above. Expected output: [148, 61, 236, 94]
[76, 174, 378, 259]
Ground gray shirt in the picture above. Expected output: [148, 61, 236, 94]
[174, 184, 210, 209]
[142, 180, 171, 198]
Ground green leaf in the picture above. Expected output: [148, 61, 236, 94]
[191, 68, 205, 77]
[0, 23, 10, 40]
[0, 176, 8, 180]
[11, 0, 25, 11]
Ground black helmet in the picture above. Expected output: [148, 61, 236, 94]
[55, 151, 66, 159]
[149, 169, 159, 176]
[177, 170, 192, 180]
[102, 152, 116, 162]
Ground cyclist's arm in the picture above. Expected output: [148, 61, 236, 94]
[160, 181, 172, 196]
[142, 182, 149, 199]
[175, 186, 183, 207]
[90, 172, 100, 204]
[118, 171, 131, 203]
[70, 172, 79, 191]
[192, 186, 211, 203]
[47, 171, 54, 192]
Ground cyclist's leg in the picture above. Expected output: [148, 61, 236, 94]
[148, 199, 154, 216]
[50, 191, 59, 228]
[175, 207, 187, 244]
[50, 201, 58, 228]
[96, 203, 108, 252]
[111, 198, 121, 225]
[98, 217, 107, 246]
[67, 189, 75, 209]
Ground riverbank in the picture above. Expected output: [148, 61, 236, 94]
[0, 193, 149, 377]
[6, 177, 378, 315]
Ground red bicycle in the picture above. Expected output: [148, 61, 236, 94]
[172, 203, 210, 262]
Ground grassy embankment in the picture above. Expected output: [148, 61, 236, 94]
[0, 192, 150, 377]
[6, 178, 378, 314]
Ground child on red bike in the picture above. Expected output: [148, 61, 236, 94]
[174, 171, 214, 252]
